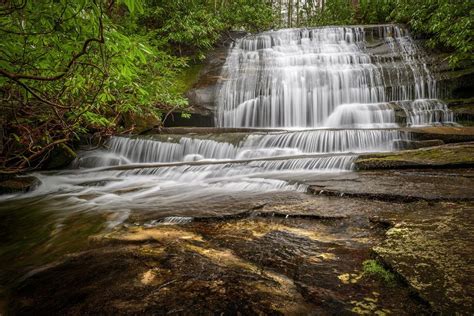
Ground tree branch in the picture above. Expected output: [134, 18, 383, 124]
[0, 3, 105, 82]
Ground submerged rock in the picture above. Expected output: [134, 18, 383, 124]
[0, 176, 40, 195]
[8, 218, 427, 315]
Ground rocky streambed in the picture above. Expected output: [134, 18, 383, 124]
[2, 146, 473, 314]
[3, 21, 474, 314]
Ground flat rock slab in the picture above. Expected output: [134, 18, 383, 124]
[404, 126, 474, 143]
[308, 169, 474, 201]
[355, 142, 474, 170]
[374, 202, 474, 313]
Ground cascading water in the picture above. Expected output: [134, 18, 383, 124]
[216, 25, 453, 128]
[0, 25, 456, 227]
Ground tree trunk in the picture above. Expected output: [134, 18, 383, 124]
[288, 0, 292, 28]
[296, 0, 300, 27]
[279, 0, 283, 27]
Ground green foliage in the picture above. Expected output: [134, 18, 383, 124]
[0, 0, 190, 171]
[358, 0, 395, 24]
[362, 260, 397, 285]
[0, 0, 275, 171]
[220, 0, 275, 33]
[296, 0, 473, 67]
[308, 0, 355, 26]
[1, 0, 472, 171]
[390, 0, 474, 67]
[137, 1, 223, 60]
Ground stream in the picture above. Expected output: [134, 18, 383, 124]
[1, 25, 469, 314]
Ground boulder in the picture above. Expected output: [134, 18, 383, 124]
[0, 176, 40, 195]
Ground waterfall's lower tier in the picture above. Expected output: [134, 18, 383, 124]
[1, 128, 408, 227]
[0, 125, 452, 228]
[74, 129, 407, 168]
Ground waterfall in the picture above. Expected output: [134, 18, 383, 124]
[2, 25, 456, 226]
[216, 25, 452, 128]
[69, 25, 453, 196]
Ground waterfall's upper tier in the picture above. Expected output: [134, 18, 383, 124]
[216, 25, 452, 128]
[237, 25, 404, 51]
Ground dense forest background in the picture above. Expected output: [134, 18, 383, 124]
[0, 0, 472, 173]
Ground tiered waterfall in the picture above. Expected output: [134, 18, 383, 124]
[1, 25, 455, 226]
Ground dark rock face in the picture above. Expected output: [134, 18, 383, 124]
[393, 139, 444, 150]
[163, 112, 214, 127]
[178, 31, 247, 127]
[44, 144, 77, 170]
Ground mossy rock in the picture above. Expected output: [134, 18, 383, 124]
[356, 142, 474, 170]
[362, 260, 397, 285]
[44, 144, 77, 170]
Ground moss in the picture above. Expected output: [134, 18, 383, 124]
[456, 120, 474, 126]
[356, 143, 474, 169]
[175, 63, 204, 95]
[362, 260, 396, 285]
[44, 143, 77, 170]
[451, 106, 474, 114]
[443, 97, 474, 106]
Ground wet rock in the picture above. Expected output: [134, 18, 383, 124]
[172, 31, 246, 127]
[447, 98, 474, 125]
[44, 143, 77, 170]
[404, 126, 474, 143]
[374, 202, 474, 314]
[355, 142, 474, 170]
[122, 111, 161, 134]
[0, 176, 40, 195]
[435, 65, 474, 100]
[308, 169, 474, 202]
[392, 139, 444, 150]
[158, 127, 283, 134]
[9, 218, 427, 315]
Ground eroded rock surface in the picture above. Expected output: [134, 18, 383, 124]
[10, 218, 427, 315]
[3, 168, 474, 314]
[374, 202, 474, 313]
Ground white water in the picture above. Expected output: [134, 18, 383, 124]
[216, 25, 453, 128]
[73, 129, 403, 167]
[0, 25, 455, 226]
